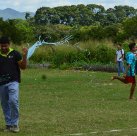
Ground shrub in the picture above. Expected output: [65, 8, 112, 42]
[95, 45, 115, 63]
[26, 41, 116, 68]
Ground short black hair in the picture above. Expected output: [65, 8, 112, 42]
[117, 43, 122, 46]
[128, 42, 136, 51]
[0, 36, 10, 44]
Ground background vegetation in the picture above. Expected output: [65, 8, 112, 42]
[0, 4, 137, 67]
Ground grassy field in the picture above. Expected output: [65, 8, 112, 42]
[0, 69, 137, 136]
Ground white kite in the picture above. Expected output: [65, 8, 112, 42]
[27, 35, 73, 59]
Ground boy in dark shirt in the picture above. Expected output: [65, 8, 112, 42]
[0, 36, 28, 132]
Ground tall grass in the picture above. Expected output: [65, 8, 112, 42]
[12, 40, 116, 68]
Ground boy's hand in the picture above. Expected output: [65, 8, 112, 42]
[22, 47, 28, 56]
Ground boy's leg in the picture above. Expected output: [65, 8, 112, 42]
[129, 83, 136, 99]
[112, 76, 128, 84]
[0, 85, 11, 126]
[120, 61, 125, 75]
[8, 82, 19, 127]
[117, 61, 120, 76]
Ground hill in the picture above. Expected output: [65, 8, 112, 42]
[0, 8, 34, 20]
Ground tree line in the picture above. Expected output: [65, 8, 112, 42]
[34, 4, 137, 26]
[0, 4, 137, 44]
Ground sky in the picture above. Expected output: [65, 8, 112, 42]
[0, 0, 137, 13]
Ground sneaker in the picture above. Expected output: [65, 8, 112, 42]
[4, 125, 11, 132]
[10, 125, 19, 133]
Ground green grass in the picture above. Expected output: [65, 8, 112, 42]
[0, 69, 137, 136]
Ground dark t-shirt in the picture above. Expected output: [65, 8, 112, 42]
[0, 49, 22, 85]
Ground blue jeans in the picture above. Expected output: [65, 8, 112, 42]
[0, 81, 19, 126]
[117, 61, 125, 76]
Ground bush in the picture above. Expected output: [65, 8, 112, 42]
[95, 45, 115, 63]
[27, 41, 116, 68]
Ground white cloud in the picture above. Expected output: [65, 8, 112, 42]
[48, 0, 71, 7]
[0, 0, 71, 12]
[13, 1, 20, 6]
[0, 0, 136, 12]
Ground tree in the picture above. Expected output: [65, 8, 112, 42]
[0, 19, 34, 44]
[122, 16, 137, 38]
[25, 12, 31, 20]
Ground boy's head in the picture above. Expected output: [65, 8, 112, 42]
[117, 43, 122, 50]
[0, 36, 10, 54]
[128, 42, 136, 52]
[0, 36, 10, 44]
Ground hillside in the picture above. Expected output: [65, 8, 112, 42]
[0, 8, 34, 20]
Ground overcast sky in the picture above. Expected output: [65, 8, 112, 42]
[0, 0, 136, 12]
